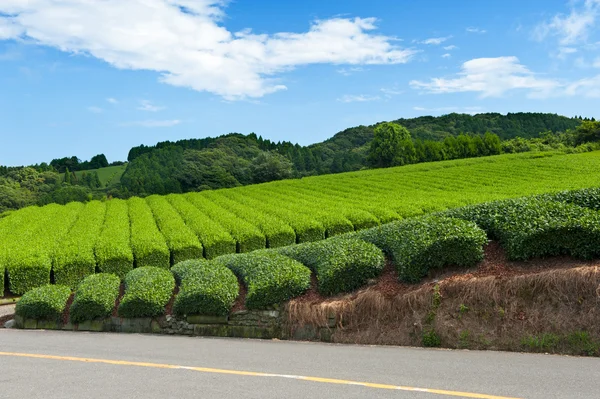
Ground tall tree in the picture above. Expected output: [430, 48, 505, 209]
[367, 122, 411, 168]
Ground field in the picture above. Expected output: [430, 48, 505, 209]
[66, 164, 127, 187]
[3, 150, 600, 296]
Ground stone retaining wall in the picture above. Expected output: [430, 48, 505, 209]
[13, 309, 337, 342]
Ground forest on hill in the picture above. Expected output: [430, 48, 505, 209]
[1, 112, 598, 213]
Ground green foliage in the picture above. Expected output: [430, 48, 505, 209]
[521, 333, 560, 352]
[173, 261, 239, 316]
[214, 252, 311, 309]
[118, 267, 175, 318]
[250, 151, 293, 184]
[15, 284, 71, 321]
[446, 198, 600, 260]
[53, 201, 106, 288]
[357, 216, 487, 283]
[278, 238, 385, 295]
[367, 122, 412, 168]
[422, 329, 442, 347]
[574, 120, 600, 145]
[186, 193, 266, 253]
[146, 195, 203, 263]
[540, 187, 600, 211]
[166, 194, 236, 259]
[69, 273, 120, 323]
[128, 197, 170, 268]
[171, 258, 212, 285]
[95, 199, 134, 279]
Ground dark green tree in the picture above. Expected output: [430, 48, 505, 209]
[574, 121, 600, 144]
[250, 152, 293, 183]
[367, 122, 411, 168]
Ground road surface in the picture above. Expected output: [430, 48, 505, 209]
[0, 329, 598, 398]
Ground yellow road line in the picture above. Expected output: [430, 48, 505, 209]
[0, 351, 522, 399]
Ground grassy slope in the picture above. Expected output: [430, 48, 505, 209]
[67, 164, 127, 187]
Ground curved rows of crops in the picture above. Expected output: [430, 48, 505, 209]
[2, 151, 600, 295]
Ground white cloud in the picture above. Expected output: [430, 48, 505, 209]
[409, 56, 560, 98]
[137, 100, 165, 112]
[565, 74, 600, 97]
[534, 0, 600, 45]
[557, 46, 578, 59]
[441, 53, 451, 58]
[466, 27, 486, 34]
[595, 56, 600, 67]
[106, 97, 119, 104]
[421, 36, 452, 45]
[443, 45, 458, 50]
[337, 94, 380, 103]
[336, 67, 364, 76]
[380, 87, 403, 96]
[121, 119, 181, 127]
[0, 1, 416, 100]
[87, 106, 103, 113]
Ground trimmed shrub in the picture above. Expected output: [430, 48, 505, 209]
[357, 216, 487, 283]
[15, 284, 72, 321]
[278, 238, 385, 295]
[128, 197, 170, 268]
[6, 202, 82, 294]
[171, 258, 212, 285]
[214, 252, 311, 309]
[540, 187, 600, 211]
[53, 201, 106, 288]
[446, 198, 600, 260]
[118, 267, 175, 318]
[167, 194, 236, 259]
[173, 262, 239, 316]
[70, 273, 121, 323]
[146, 195, 203, 263]
[186, 193, 266, 253]
[95, 199, 134, 279]
[203, 191, 296, 248]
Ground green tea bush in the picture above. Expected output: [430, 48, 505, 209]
[15, 284, 72, 321]
[446, 198, 600, 260]
[278, 238, 385, 295]
[95, 199, 134, 279]
[69, 273, 121, 323]
[357, 216, 487, 283]
[53, 201, 106, 288]
[186, 193, 266, 253]
[203, 191, 296, 248]
[167, 194, 236, 259]
[173, 262, 239, 316]
[118, 267, 175, 318]
[128, 197, 170, 268]
[214, 252, 311, 309]
[146, 195, 203, 263]
[171, 258, 212, 285]
[540, 187, 600, 211]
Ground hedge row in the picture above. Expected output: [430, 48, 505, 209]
[167, 195, 236, 259]
[173, 260, 239, 317]
[146, 195, 203, 264]
[118, 267, 175, 318]
[70, 273, 120, 323]
[223, 190, 325, 243]
[53, 201, 107, 288]
[128, 197, 170, 268]
[95, 199, 134, 279]
[7, 203, 82, 294]
[171, 258, 211, 285]
[278, 238, 385, 295]
[186, 193, 266, 253]
[445, 198, 600, 260]
[214, 252, 311, 309]
[15, 284, 72, 321]
[203, 191, 296, 248]
[356, 216, 487, 283]
[540, 187, 600, 211]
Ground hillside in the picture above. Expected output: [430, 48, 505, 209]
[65, 164, 127, 188]
[2, 150, 600, 295]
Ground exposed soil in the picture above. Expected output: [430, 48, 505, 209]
[111, 283, 125, 317]
[164, 286, 179, 316]
[290, 274, 325, 304]
[231, 279, 247, 313]
[61, 293, 74, 325]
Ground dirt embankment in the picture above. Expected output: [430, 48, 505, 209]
[285, 242, 600, 356]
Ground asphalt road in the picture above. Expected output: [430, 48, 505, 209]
[0, 329, 598, 399]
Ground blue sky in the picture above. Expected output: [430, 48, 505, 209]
[1, 0, 600, 165]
